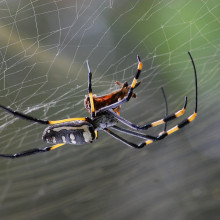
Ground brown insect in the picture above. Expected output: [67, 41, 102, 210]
[84, 80, 141, 115]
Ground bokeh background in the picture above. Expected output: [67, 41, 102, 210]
[0, 0, 220, 219]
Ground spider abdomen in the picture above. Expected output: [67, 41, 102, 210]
[42, 121, 95, 145]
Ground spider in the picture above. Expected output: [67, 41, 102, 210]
[0, 52, 197, 159]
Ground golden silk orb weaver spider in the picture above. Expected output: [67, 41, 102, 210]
[0, 52, 197, 159]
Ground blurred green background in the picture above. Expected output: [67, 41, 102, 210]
[0, 0, 220, 219]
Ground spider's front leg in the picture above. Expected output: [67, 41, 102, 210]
[0, 104, 88, 125]
[0, 144, 65, 159]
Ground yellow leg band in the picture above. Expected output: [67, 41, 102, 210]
[188, 112, 197, 122]
[151, 119, 164, 127]
[131, 78, 137, 89]
[138, 62, 143, 70]
[167, 126, 179, 135]
[89, 92, 95, 113]
[175, 108, 185, 117]
[145, 140, 153, 145]
[49, 118, 86, 124]
[50, 143, 65, 150]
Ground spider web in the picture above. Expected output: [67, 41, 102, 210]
[0, 0, 220, 219]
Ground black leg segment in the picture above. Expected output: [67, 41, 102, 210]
[0, 104, 49, 124]
[0, 143, 65, 159]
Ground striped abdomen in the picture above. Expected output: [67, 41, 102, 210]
[42, 121, 95, 145]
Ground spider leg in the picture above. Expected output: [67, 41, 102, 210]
[0, 104, 89, 125]
[141, 51, 197, 146]
[149, 51, 198, 146]
[110, 87, 169, 140]
[105, 105, 196, 149]
[105, 108, 196, 149]
[106, 88, 169, 147]
[106, 95, 187, 131]
[86, 60, 95, 118]
[49, 118, 89, 124]
[104, 128, 146, 148]
[0, 143, 65, 159]
[138, 108, 197, 148]
[96, 55, 143, 113]
[111, 125, 157, 140]
[0, 104, 49, 124]
[86, 60, 98, 137]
